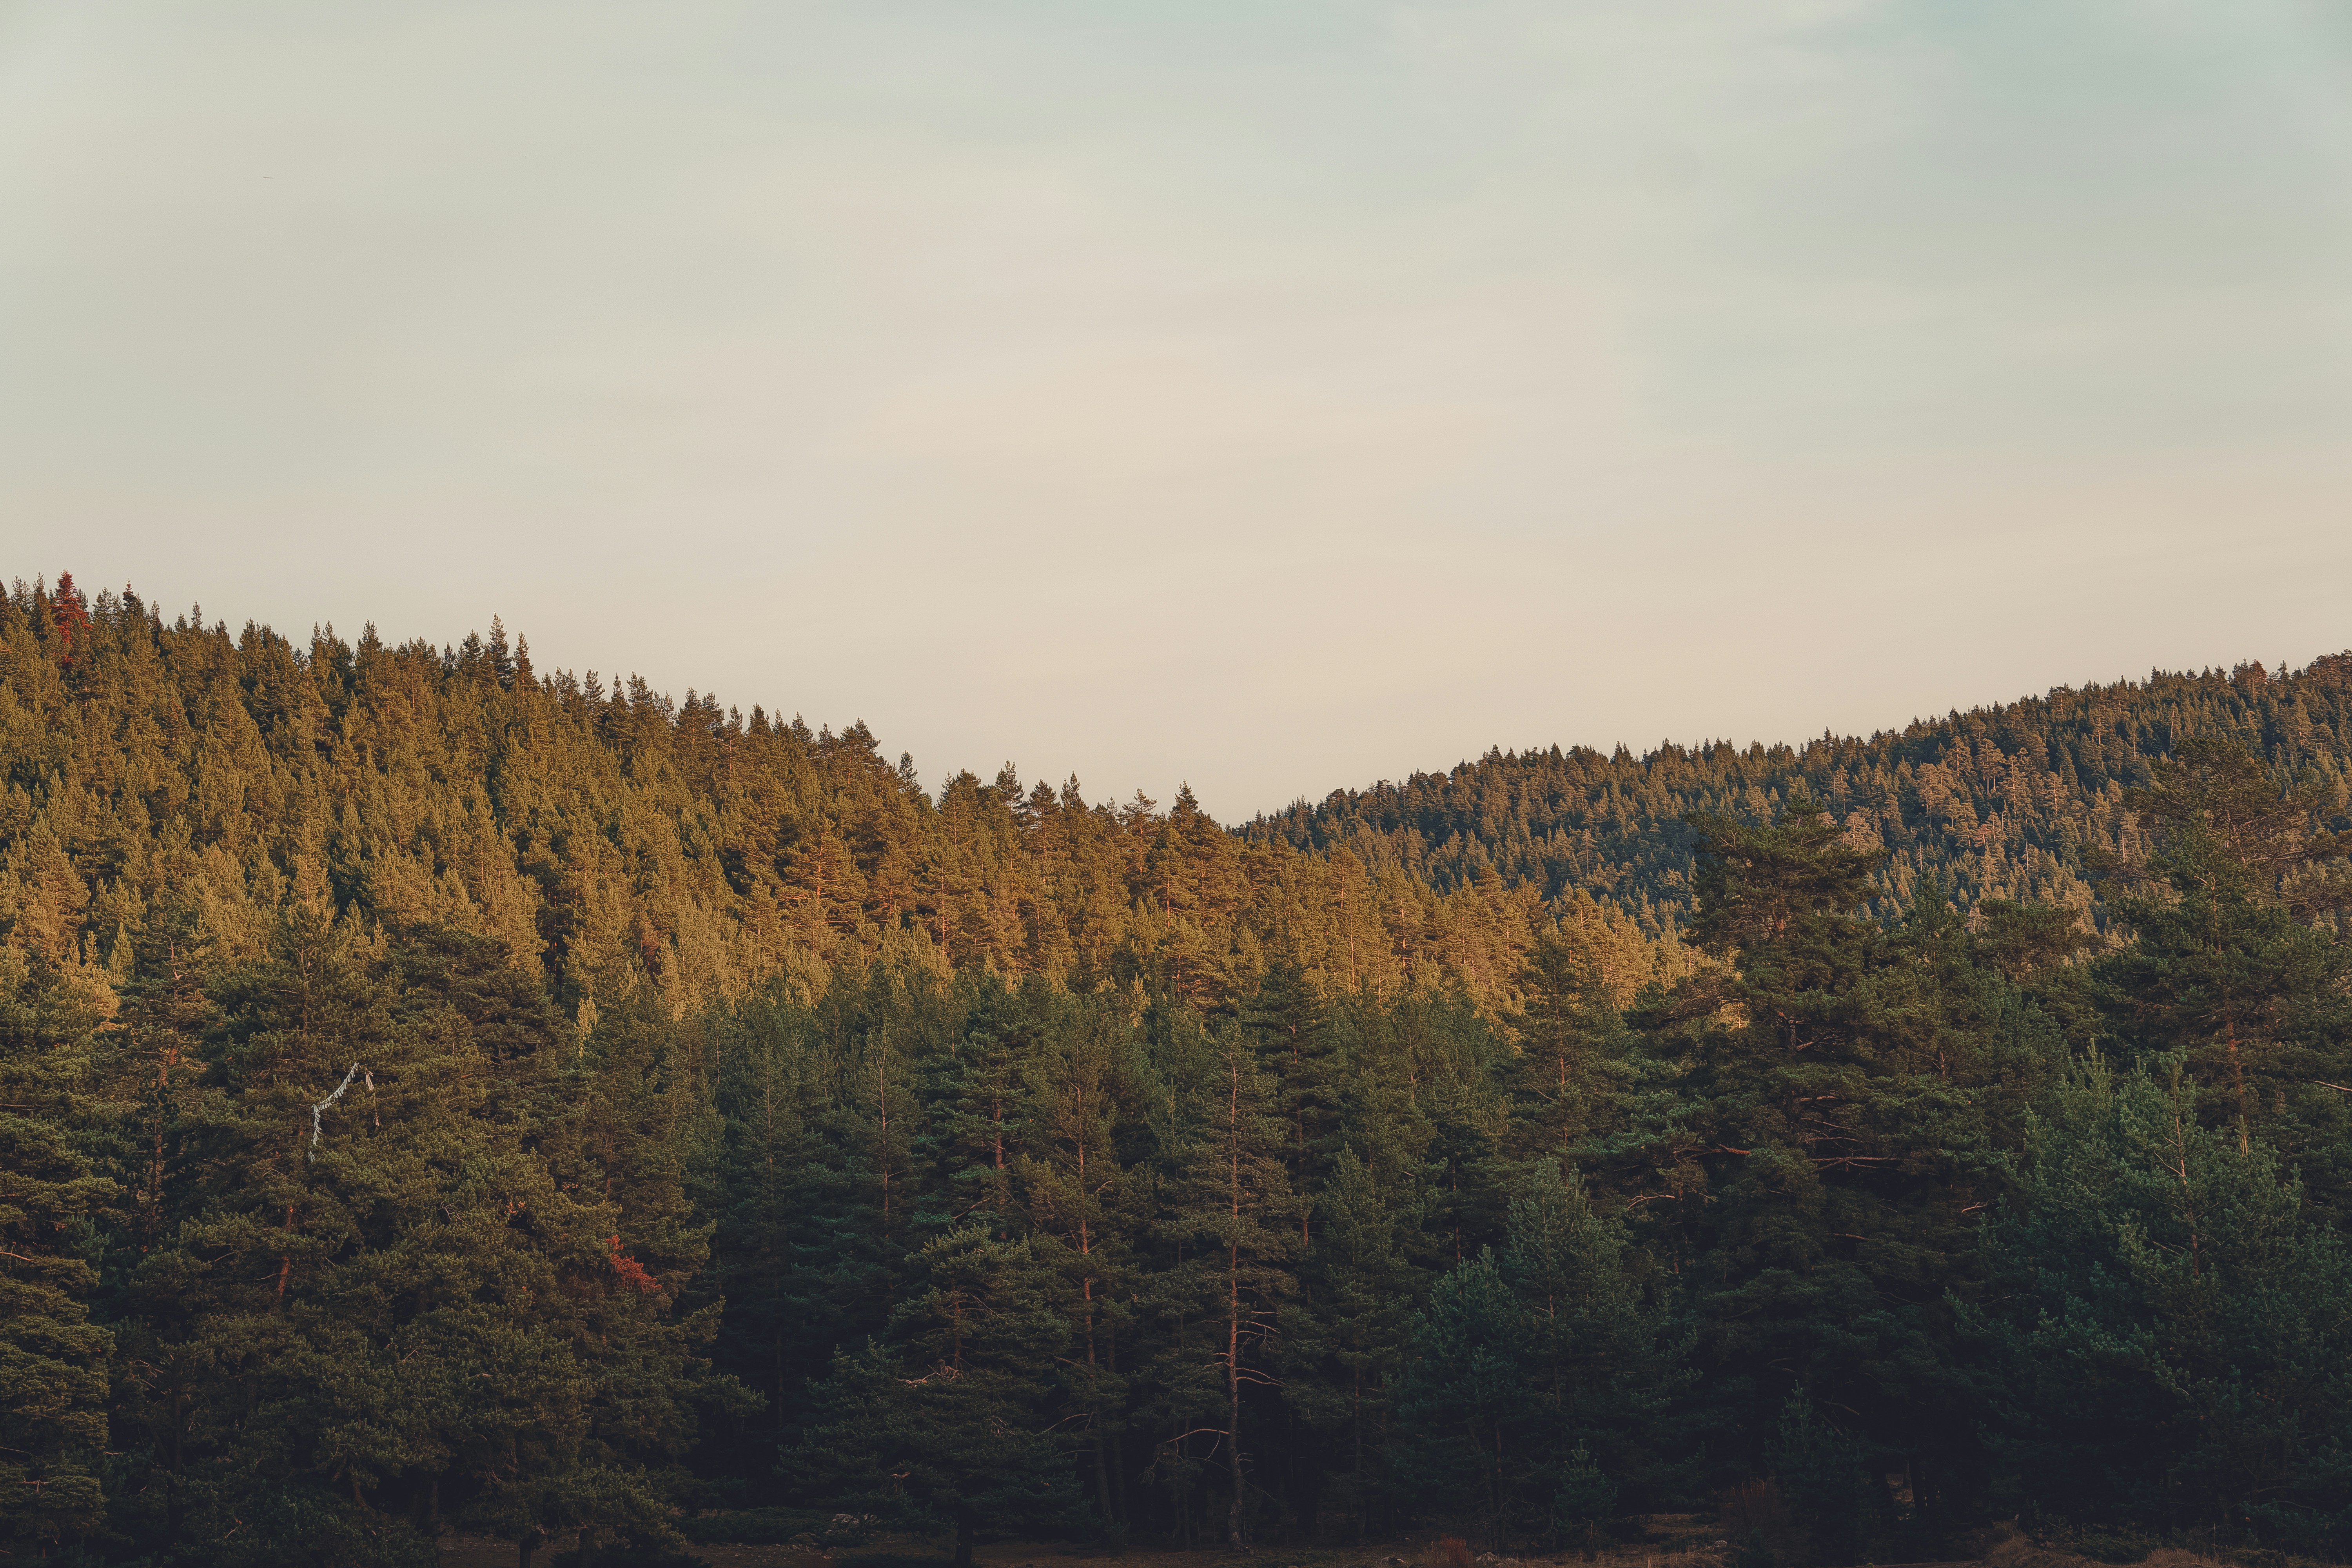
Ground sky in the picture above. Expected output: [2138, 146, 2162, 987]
[4, 2, 2350, 821]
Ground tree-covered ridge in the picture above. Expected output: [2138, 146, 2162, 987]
[0, 575, 1686, 1025]
[7, 571, 2352, 1568]
[1246, 656, 2352, 935]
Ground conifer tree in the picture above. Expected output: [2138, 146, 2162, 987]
[1014, 999, 1140, 1531]
[1393, 1250, 1532, 1549]
[1283, 1144, 1420, 1539]
[1502, 924, 1620, 1163]
[1664, 805, 1999, 1496]
[915, 976, 1041, 1236]
[1245, 959, 1342, 1248]
[98, 916, 750, 1564]
[0, 950, 114, 1554]
[1498, 1163, 1684, 1515]
[13, 578, 2352, 1557]
[1974, 1051, 2352, 1543]
[2096, 737, 2352, 1198]
[788, 1229, 1086, 1568]
[1154, 1023, 1300, 1550]
[1766, 1391, 1881, 1566]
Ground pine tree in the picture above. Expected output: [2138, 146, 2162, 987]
[532, 986, 758, 1560]
[1013, 997, 1140, 1533]
[98, 916, 751, 1564]
[1154, 1023, 1300, 1550]
[915, 976, 1041, 1236]
[788, 1229, 1087, 1568]
[0, 950, 114, 1553]
[1502, 923, 1621, 1164]
[1973, 1052, 2352, 1546]
[1663, 805, 2000, 1501]
[1499, 1163, 1685, 1521]
[1245, 959, 1342, 1249]
[1394, 1249, 1534, 1549]
[1283, 1144, 1421, 1540]
[2095, 737, 2352, 1203]
[1766, 1390, 1881, 1566]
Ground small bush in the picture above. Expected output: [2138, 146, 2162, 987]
[2223, 1550, 2291, 1568]
[680, 1506, 827, 1544]
[1768, 1393, 1880, 1566]
[550, 1547, 709, 1568]
[1719, 1479, 1800, 1568]
[1554, 1441, 1619, 1547]
[2067, 1530, 2155, 1564]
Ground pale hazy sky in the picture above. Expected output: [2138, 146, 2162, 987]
[5, 3, 2350, 819]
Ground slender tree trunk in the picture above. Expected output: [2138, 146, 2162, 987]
[1492, 1423, 1504, 1553]
[1227, 1249, 1246, 1549]
[2223, 1004, 2251, 1151]
[878, 1053, 892, 1235]
[1227, 1056, 1248, 1553]
[1109, 1361, 1129, 1526]
[2170, 1086, 2204, 1280]
[1094, 1429, 1118, 1528]
[167, 1390, 184, 1550]
[275, 1201, 296, 1304]
[1352, 1366, 1364, 1541]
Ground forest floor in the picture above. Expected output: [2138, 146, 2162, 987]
[434, 1513, 1730, 1568]
[431, 1516, 2285, 1568]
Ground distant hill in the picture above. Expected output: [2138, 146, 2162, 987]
[1246, 655, 2352, 935]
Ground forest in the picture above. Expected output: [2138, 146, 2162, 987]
[1249, 653, 2352, 935]
[5, 572, 2352, 1568]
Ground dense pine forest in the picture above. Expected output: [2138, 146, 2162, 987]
[1249, 658, 2352, 934]
[6, 573, 2352, 1568]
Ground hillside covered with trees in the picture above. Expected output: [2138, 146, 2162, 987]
[5, 573, 2352, 1568]
[1248, 657, 2352, 936]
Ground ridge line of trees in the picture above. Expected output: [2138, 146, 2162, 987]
[1248, 654, 2352, 938]
[5, 573, 2352, 1567]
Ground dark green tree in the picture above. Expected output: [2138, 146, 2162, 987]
[787, 1228, 1086, 1568]
[1767, 1390, 1881, 1566]
[1151, 1022, 1300, 1550]
[1973, 1051, 2352, 1550]
[2095, 736, 2352, 1210]
[0, 951, 114, 1554]
[1245, 959, 1343, 1250]
[1660, 806, 2007, 1510]
[1499, 1162, 1687, 1521]
[915, 976, 1043, 1237]
[1502, 925, 1621, 1164]
[1013, 998, 1140, 1534]
[1283, 1144, 1421, 1539]
[1393, 1249, 1534, 1549]
[100, 917, 750, 1566]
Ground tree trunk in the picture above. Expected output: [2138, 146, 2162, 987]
[166, 1390, 184, 1550]
[2223, 1007, 2251, 1151]
[954, 1510, 977, 1568]
[1226, 1281, 1246, 1551]
[1226, 1055, 1248, 1554]
[1094, 1431, 1117, 1529]
[1227, 1373, 1246, 1552]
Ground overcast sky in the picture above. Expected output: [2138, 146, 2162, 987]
[5, 2, 2350, 819]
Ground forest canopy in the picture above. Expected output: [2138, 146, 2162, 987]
[5, 572, 2352, 1568]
